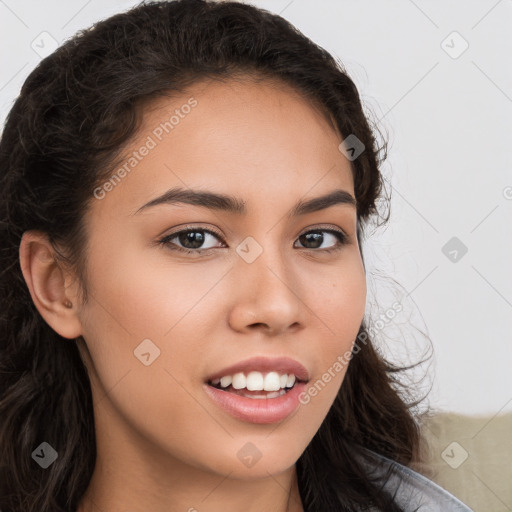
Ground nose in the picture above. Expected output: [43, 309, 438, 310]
[227, 243, 304, 336]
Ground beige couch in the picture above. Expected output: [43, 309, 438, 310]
[414, 411, 512, 512]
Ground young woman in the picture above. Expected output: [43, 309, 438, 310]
[0, 1, 474, 511]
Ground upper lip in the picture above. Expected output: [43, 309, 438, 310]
[206, 356, 310, 383]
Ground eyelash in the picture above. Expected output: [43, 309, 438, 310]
[157, 225, 349, 255]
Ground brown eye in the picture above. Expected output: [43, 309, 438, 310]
[158, 227, 225, 254]
[294, 229, 348, 252]
[158, 226, 348, 256]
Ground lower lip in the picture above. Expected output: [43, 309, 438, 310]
[203, 382, 307, 424]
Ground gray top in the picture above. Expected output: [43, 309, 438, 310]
[366, 450, 475, 511]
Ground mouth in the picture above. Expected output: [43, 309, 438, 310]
[204, 378, 309, 424]
[205, 356, 310, 400]
[207, 371, 306, 399]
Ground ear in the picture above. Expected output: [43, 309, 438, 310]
[19, 230, 83, 339]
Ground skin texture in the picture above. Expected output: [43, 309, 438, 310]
[19, 77, 367, 512]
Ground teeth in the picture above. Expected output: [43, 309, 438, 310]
[232, 372, 246, 390]
[246, 371, 264, 391]
[211, 370, 298, 391]
[263, 371, 281, 391]
[241, 389, 287, 399]
[220, 375, 232, 388]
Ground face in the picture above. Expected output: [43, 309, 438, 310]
[74, 77, 366, 481]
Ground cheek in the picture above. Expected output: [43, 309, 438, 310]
[77, 252, 226, 466]
[299, 255, 366, 411]
[77, 242, 231, 421]
[311, 251, 366, 341]
[83, 239, 229, 341]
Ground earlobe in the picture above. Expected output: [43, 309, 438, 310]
[18, 230, 83, 340]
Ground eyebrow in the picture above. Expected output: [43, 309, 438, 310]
[133, 186, 356, 217]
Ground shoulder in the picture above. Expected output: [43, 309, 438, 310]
[361, 449, 475, 512]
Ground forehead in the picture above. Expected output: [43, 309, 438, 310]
[91, 76, 354, 217]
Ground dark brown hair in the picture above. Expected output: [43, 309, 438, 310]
[0, 1, 428, 510]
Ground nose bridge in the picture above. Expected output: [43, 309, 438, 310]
[236, 229, 290, 287]
[230, 232, 303, 332]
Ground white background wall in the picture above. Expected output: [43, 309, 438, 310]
[1, 0, 511, 416]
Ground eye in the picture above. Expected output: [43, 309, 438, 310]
[157, 226, 349, 255]
[157, 226, 225, 255]
[294, 228, 348, 253]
